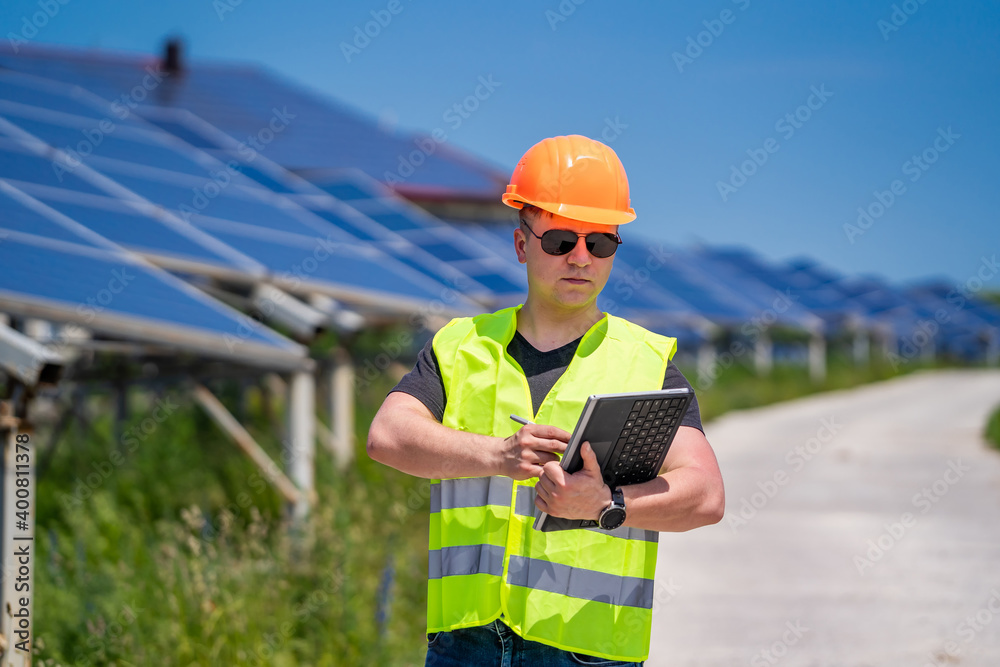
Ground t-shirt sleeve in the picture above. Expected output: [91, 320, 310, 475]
[388, 336, 446, 422]
[662, 360, 705, 435]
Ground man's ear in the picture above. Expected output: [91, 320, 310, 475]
[514, 227, 528, 264]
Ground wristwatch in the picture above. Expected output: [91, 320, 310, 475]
[598, 486, 626, 530]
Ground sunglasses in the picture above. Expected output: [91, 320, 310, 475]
[521, 219, 622, 258]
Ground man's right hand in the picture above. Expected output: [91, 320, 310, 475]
[499, 424, 570, 480]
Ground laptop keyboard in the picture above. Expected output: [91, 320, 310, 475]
[607, 397, 688, 486]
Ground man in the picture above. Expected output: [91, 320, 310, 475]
[367, 134, 725, 666]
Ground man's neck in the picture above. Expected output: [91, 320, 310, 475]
[516, 300, 605, 352]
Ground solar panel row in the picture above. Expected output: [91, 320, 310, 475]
[1, 55, 997, 365]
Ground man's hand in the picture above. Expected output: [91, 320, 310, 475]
[500, 424, 570, 480]
[534, 441, 611, 520]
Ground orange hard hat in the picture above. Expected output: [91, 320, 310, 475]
[501, 134, 636, 226]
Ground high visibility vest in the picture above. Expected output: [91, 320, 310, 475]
[428, 304, 677, 662]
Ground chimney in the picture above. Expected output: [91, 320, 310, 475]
[163, 38, 183, 75]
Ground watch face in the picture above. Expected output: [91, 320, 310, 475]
[600, 507, 626, 530]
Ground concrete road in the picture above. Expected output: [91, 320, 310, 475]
[649, 368, 1000, 667]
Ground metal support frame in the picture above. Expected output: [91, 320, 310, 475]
[251, 283, 327, 340]
[328, 349, 355, 470]
[809, 332, 827, 383]
[286, 371, 316, 521]
[853, 328, 870, 366]
[754, 331, 773, 376]
[193, 384, 310, 510]
[696, 340, 716, 389]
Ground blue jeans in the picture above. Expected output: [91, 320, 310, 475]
[424, 618, 644, 666]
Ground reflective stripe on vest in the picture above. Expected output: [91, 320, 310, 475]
[429, 544, 506, 579]
[506, 555, 655, 609]
[513, 484, 659, 543]
[431, 477, 514, 513]
[428, 305, 677, 662]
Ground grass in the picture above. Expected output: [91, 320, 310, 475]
[986, 405, 1000, 452]
[33, 370, 433, 667]
[26, 328, 995, 666]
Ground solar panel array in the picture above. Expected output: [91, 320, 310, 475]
[0, 70, 499, 323]
[0, 180, 306, 369]
[0, 45, 997, 366]
[0, 45, 505, 197]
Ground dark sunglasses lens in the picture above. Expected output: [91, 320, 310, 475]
[587, 233, 619, 258]
[540, 230, 580, 255]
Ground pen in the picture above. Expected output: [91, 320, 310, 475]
[510, 414, 534, 426]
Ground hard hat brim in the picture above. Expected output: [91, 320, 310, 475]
[502, 193, 635, 226]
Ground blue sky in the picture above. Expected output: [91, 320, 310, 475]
[4, 0, 998, 288]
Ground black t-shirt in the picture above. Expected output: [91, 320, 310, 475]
[390, 331, 704, 434]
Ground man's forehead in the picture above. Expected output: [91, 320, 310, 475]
[534, 210, 620, 235]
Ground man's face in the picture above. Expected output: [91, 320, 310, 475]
[514, 210, 618, 312]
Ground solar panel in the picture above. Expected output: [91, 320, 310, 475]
[33, 196, 255, 269]
[2, 113, 213, 177]
[0, 227, 306, 368]
[143, 118, 222, 149]
[200, 227, 455, 306]
[674, 249, 823, 332]
[299, 172, 526, 297]
[614, 237, 756, 323]
[0, 184, 99, 246]
[0, 139, 107, 195]
[110, 108, 523, 300]
[90, 167, 355, 238]
[0, 72, 129, 123]
[309, 179, 376, 201]
[0, 123, 475, 315]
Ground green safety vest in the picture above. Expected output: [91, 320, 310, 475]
[428, 304, 677, 662]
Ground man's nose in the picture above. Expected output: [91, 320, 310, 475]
[566, 236, 591, 267]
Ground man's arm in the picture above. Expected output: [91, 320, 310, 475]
[534, 425, 725, 532]
[366, 391, 570, 481]
[619, 425, 725, 532]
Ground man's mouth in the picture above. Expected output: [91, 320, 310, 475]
[563, 278, 589, 285]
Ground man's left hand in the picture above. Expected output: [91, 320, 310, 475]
[534, 441, 611, 521]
